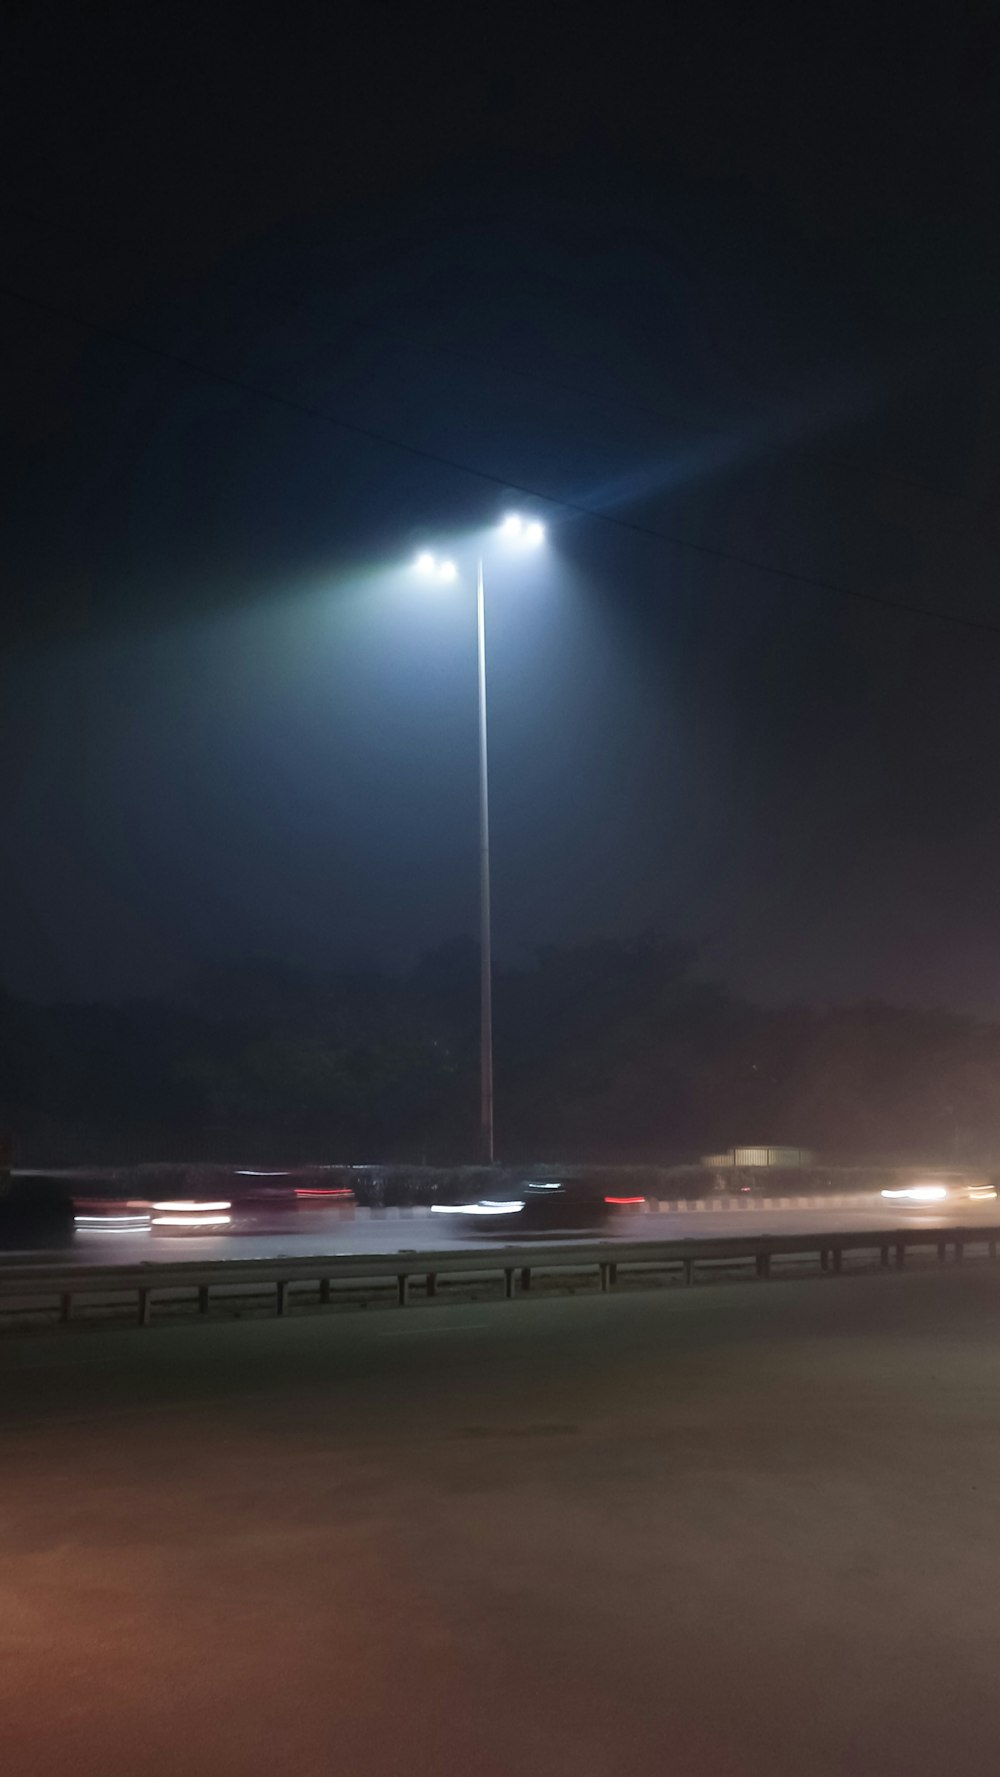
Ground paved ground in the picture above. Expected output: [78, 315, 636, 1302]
[5, 1266, 1000, 1774]
[41, 1193, 1000, 1266]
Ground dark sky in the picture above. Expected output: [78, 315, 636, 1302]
[3, 3, 1000, 1011]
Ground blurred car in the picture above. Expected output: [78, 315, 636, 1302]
[228, 1168, 354, 1230]
[148, 1168, 355, 1235]
[74, 1198, 152, 1236]
[430, 1175, 644, 1234]
[150, 1196, 233, 1234]
[880, 1179, 998, 1206]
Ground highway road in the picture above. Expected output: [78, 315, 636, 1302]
[6, 1264, 1000, 1774]
[5, 1193, 1000, 1266]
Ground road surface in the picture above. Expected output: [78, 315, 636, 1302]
[16, 1192, 1000, 1266]
[5, 1265, 1000, 1774]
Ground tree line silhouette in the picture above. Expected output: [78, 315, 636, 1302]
[1, 936, 995, 1167]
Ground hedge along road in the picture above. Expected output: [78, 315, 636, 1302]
[7, 1193, 1000, 1267]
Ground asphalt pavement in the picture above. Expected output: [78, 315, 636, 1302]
[5, 1265, 1000, 1775]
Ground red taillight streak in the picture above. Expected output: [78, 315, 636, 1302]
[604, 1195, 645, 1205]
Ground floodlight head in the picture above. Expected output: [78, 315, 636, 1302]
[500, 512, 545, 547]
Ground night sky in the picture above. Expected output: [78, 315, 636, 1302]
[3, 5, 999, 1011]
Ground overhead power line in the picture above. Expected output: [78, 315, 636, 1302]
[3, 198, 975, 513]
[2, 276, 998, 641]
[280, 305, 964, 510]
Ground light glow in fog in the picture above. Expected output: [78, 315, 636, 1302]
[431, 1200, 526, 1216]
[881, 1185, 949, 1203]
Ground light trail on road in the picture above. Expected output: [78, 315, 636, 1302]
[6, 1196, 1000, 1267]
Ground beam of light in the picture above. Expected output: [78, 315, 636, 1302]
[566, 373, 875, 520]
[880, 1185, 948, 1202]
[75, 1214, 151, 1229]
[152, 1213, 233, 1227]
[500, 514, 523, 537]
[430, 1200, 526, 1215]
[75, 1225, 152, 1235]
[151, 1199, 231, 1211]
[524, 520, 545, 546]
[438, 559, 458, 581]
[415, 550, 436, 573]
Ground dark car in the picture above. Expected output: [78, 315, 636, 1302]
[226, 1168, 354, 1231]
[430, 1174, 644, 1235]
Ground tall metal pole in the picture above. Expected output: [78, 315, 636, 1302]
[476, 555, 494, 1164]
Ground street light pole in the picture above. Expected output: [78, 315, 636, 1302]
[476, 555, 494, 1165]
[413, 517, 544, 1167]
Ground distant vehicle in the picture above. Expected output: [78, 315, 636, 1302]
[430, 1175, 644, 1234]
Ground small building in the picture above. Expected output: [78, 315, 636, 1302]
[701, 1146, 814, 1170]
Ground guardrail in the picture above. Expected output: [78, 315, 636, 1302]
[0, 1223, 997, 1334]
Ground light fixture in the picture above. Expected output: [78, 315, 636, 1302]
[500, 513, 545, 547]
[415, 551, 458, 582]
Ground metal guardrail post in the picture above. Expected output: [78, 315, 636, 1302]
[520, 1266, 531, 1291]
[504, 1269, 515, 1299]
[138, 1287, 152, 1327]
[397, 1274, 409, 1307]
